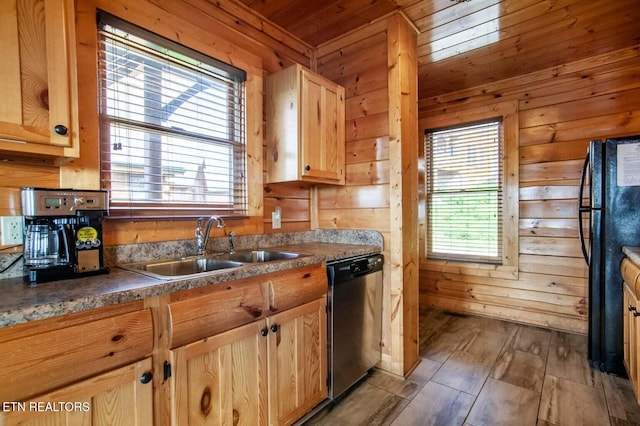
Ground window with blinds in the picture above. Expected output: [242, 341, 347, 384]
[425, 119, 503, 263]
[97, 13, 247, 218]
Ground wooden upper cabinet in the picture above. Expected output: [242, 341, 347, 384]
[0, 0, 79, 163]
[266, 64, 345, 185]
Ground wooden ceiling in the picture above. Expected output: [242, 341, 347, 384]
[238, 0, 640, 99]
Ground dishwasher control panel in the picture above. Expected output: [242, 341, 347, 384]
[351, 256, 382, 274]
[327, 254, 384, 283]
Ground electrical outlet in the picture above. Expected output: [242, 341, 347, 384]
[0, 216, 23, 245]
[272, 206, 282, 229]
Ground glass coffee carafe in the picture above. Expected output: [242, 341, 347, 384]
[23, 223, 72, 267]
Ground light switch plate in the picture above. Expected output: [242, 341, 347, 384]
[0, 216, 23, 245]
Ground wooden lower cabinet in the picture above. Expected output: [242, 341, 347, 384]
[267, 298, 328, 425]
[0, 357, 154, 426]
[171, 297, 327, 425]
[624, 280, 640, 404]
[622, 256, 640, 404]
[171, 320, 268, 425]
[0, 302, 155, 425]
[0, 263, 330, 425]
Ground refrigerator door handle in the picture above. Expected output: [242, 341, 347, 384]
[578, 151, 590, 264]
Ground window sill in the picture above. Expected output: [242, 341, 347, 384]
[420, 258, 518, 280]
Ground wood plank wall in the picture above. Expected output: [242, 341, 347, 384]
[316, 20, 394, 370]
[316, 15, 419, 376]
[418, 44, 640, 334]
[0, 0, 313, 248]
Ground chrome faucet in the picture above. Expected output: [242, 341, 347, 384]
[228, 231, 236, 253]
[195, 216, 226, 255]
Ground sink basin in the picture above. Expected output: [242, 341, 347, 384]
[222, 250, 302, 263]
[122, 257, 244, 278]
[120, 250, 304, 279]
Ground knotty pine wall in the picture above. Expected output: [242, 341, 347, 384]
[419, 44, 640, 334]
[316, 14, 419, 377]
[0, 0, 314, 247]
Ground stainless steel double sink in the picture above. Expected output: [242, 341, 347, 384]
[120, 250, 303, 279]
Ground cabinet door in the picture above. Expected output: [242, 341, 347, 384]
[0, 0, 77, 158]
[0, 358, 153, 426]
[300, 70, 345, 183]
[625, 282, 631, 372]
[171, 320, 269, 425]
[625, 282, 640, 403]
[267, 297, 327, 425]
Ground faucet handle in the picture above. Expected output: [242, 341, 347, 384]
[196, 218, 203, 234]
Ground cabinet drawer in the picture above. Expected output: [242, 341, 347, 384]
[169, 263, 327, 348]
[169, 276, 265, 348]
[268, 262, 327, 312]
[0, 308, 153, 402]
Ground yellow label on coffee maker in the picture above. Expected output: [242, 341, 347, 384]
[77, 226, 98, 242]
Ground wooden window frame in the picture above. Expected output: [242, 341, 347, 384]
[97, 12, 248, 219]
[419, 101, 519, 280]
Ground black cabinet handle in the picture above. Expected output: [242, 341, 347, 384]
[629, 305, 637, 311]
[140, 371, 153, 384]
[260, 328, 269, 337]
[54, 124, 68, 135]
[304, 165, 311, 171]
[270, 324, 278, 333]
[634, 311, 640, 318]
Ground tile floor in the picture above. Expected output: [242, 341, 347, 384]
[305, 306, 640, 426]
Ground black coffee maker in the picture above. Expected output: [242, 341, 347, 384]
[21, 188, 109, 284]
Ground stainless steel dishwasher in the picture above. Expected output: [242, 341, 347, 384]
[327, 254, 384, 400]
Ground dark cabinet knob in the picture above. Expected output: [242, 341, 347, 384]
[270, 324, 278, 333]
[140, 371, 153, 384]
[630, 305, 637, 311]
[304, 165, 311, 171]
[260, 328, 269, 337]
[54, 124, 68, 135]
[634, 311, 640, 318]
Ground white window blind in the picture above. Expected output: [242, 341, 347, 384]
[425, 119, 503, 263]
[98, 13, 247, 218]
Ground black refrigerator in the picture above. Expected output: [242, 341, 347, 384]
[579, 136, 640, 376]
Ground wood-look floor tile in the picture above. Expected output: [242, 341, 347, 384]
[488, 324, 549, 393]
[550, 329, 588, 352]
[456, 328, 507, 366]
[312, 307, 640, 426]
[452, 314, 520, 336]
[546, 344, 603, 388]
[362, 395, 408, 426]
[421, 331, 465, 364]
[306, 382, 406, 426]
[491, 348, 546, 392]
[609, 415, 633, 425]
[431, 351, 492, 396]
[603, 373, 629, 420]
[368, 357, 441, 400]
[508, 325, 551, 359]
[610, 375, 640, 425]
[390, 381, 474, 426]
[538, 375, 610, 426]
[466, 378, 540, 426]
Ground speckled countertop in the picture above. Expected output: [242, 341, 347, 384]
[0, 232, 382, 328]
[623, 247, 640, 265]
